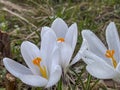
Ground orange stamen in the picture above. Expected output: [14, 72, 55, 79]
[32, 57, 48, 79]
[33, 57, 41, 66]
[105, 50, 117, 68]
[57, 38, 65, 42]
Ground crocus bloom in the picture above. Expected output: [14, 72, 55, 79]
[82, 22, 120, 82]
[3, 31, 62, 87]
[41, 18, 85, 71]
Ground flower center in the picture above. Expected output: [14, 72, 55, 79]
[57, 37, 65, 42]
[32, 57, 48, 79]
[105, 50, 117, 68]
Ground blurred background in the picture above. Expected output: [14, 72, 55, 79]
[0, 0, 120, 90]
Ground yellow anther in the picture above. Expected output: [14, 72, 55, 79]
[33, 57, 41, 66]
[32, 57, 48, 79]
[105, 50, 117, 68]
[57, 38, 65, 42]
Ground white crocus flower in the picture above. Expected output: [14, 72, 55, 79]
[82, 22, 120, 82]
[41, 18, 85, 71]
[41, 18, 77, 52]
[51, 18, 77, 52]
[3, 31, 62, 88]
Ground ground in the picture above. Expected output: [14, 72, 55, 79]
[0, 0, 120, 90]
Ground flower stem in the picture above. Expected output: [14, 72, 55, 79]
[57, 77, 62, 90]
[62, 70, 68, 90]
[86, 73, 92, 90]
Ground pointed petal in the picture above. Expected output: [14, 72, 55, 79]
[82, 30, 108, 62]
[106, 22, 120, 63]
[70, 39, 88, 65]
[20, 75, 48, 87]
[65, 23, 78, 51]
[41, 29, 57, 63]
[59, 43, 73, 69]
[51, 18, 68, 38]
[46, 65, 62, 88]
[21, 41, 41, 75]
[3, 58, 32, 78]
[86, 61, 117, 79]
[41, 27, 50, 38]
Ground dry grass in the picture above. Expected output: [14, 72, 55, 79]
[0, 0, 120, 90]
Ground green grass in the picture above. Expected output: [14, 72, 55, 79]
[0, 0, 120, 90]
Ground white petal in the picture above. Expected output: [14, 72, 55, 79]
[86, 61, 117, 79]
[20, 75, 48, 87]
[40, 29, 57, 63]
[70, 39, 88, 65]
[51, 18, 68, 38]
[47, 47, 60, 72]
[82, 57, 94, 65]
[82, 50, 111, 65]
[59, 43, 73, 69]
[106, 22, 120, 63]
[21, 41, 41, 75]
[116, 62, 120, 73]
[46, 65, 62, 88]
[3, 58, 32, 78]
[113, 72, 120, 82]
[41, 26, 50, 38]
[65, 23, 78, 51]
[82, 30, 108, 62]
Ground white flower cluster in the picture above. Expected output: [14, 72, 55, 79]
[3, 18, 120, 88]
